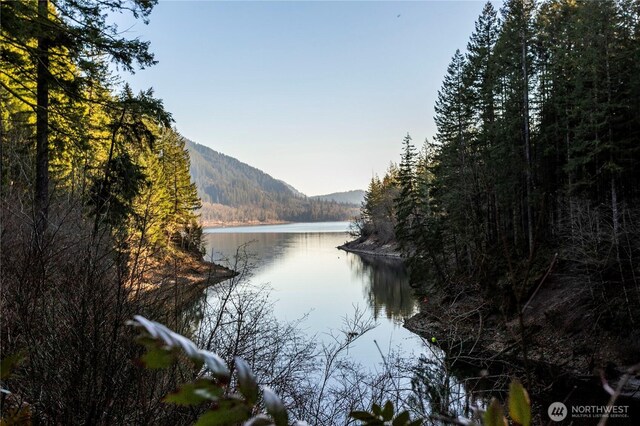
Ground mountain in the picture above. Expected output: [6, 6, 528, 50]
[310, 190, 365, 206]
[185, 139, 359, 225]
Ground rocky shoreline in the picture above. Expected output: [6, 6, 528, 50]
[341, 235, 640, 417]
[337, 235, 403, 258]
[142, 254, 237, 311]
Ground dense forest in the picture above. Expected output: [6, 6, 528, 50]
[0, 0, 219, 423]
[359, 0, 640, 378]
[2, 0, 640, 424]
[187, 140, 359, 225]
[310, 190, 365, 205]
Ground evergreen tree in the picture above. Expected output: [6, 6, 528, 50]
[494, 0, 536, 255]
[464, 1, 501, 248]
[395, 134, 418, 253]
[1, 0, 158, 237]
[432, 49, 477, 272]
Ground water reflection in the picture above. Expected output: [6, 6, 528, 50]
[346, 253, 417, 322]
[203, 231, 287, 272]
[203, 228, 417, 328]
[202, 225, 420, 359]
[198, 223, 488, 422]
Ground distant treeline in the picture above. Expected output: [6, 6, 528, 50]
[187, 139, 360, 224]
[199, 200, 359, 225]
[359, 0, 640, 322]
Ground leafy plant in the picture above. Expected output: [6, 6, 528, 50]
[129, 315, 307, 426]
[350, 401, 422, 426]
[130, 315, 532, 426]
[481, 380, 531, 426]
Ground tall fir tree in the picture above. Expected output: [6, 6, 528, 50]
[395, 134, 418, 253]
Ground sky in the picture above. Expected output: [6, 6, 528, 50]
[116, 0, 491, 196]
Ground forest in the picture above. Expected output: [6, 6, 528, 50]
[358, 0, 640, 394]
[0, 0, 217, 423]
[0, 1, 413, 425]
[186, 139, 359, 225]
[2, 0, 640, 424]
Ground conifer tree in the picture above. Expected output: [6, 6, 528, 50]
[494, 0, 536, 255]
[1, 0, 159, 237]
[465, 1, 501, 247]
[433, 49, 476, 271]
[395, 134, 418, 253]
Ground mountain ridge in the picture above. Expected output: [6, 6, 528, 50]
[185, 139, 360, 225]
[310, 190, 365, 205]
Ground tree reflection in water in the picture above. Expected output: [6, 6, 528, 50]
[347, 253, 417, 322]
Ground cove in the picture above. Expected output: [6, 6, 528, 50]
[202, 221, 423, 367]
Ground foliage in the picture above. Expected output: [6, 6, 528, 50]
[359, 165, 400, 244]
[0, 1, 205, 423]
[131, 315, 535, 426]
[360, 0, 640, 323]
[130, 315, 308, 426]
[350, 401, 422, 426]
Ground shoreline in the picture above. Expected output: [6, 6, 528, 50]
[337, 235, 403, 258]
[200, 220, 291, 228]
[341, 235, 640, 408]
[142, 254, 237, 312]
[403, 301, 640, 407]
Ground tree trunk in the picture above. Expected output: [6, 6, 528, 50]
[521, 27, 533, 256]
[35, 0, 50, 240]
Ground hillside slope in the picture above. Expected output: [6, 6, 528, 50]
[310, 190, 365, 205]
[185, 140, 359, 225]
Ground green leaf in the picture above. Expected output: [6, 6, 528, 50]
[484, 398, 507, 426]
[195, 403, 251, 426]
[508, 380, 531, 426]
[371, 403, 382, 416]
[163, 380, 222, 406]
[381, 401, 394, 421]
[140, 347, 175, 369]
[0, 351, 26, 380]
[392, 410, 411, 426]
[263, 387, 288, 426]
[350, 411, 378, 422]
[234, 357, 259, 405]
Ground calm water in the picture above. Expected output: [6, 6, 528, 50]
[203, 223, 640, 423]
[202, 221, 424, 367]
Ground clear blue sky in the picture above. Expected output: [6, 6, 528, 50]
[117, 1, 491, 196]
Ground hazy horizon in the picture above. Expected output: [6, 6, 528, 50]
[116, 1, 492, 196]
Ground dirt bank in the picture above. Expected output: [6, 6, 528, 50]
[403, 271, 640, 421]
[338, 235, 403, 258]
[139, 254, 237, 312]
[200, 219, 290, 228]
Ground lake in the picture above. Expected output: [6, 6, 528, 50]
[202, 221, 424, 367]
[200, 222, 638, 424]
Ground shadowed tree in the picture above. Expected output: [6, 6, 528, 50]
[0, 0, 158, 240]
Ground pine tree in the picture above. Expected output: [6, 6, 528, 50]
[494, 0, 536, 255]
[464, 1, 501, 248]
[0, 0, 158, 238]
[395, 134, 418, 253]
[432, 49, 477, 271]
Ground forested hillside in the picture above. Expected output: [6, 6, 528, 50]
[310, 189, 365, 205]
[186, 139, 359, 225]
[0, 1, 219, 423]
[358, 0, 640, 374]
